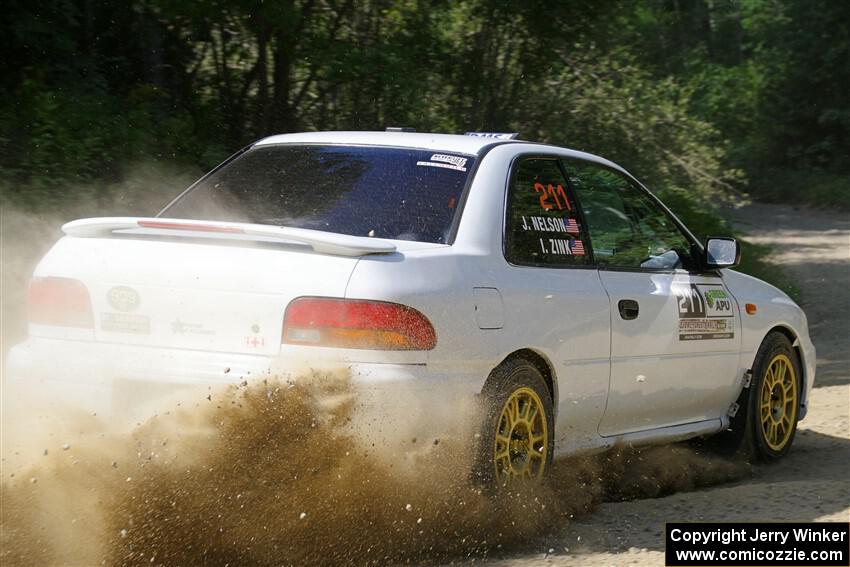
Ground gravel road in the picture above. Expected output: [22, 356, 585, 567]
[482, 203, 850, 566]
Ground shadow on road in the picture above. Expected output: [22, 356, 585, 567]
[499, 427, 850, 563]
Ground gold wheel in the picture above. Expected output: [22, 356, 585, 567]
[493, 387, 549, 482]
[759, 353, 798, 451]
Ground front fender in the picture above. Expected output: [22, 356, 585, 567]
[723, 270, 816, 419]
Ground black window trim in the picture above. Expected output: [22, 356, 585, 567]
[501, 152, 597, 270]
[559, 156, 721, 278]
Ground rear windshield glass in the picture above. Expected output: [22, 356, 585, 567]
[162, 144, 476, 244]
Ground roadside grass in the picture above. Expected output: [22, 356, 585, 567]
[749, 168, 850, 211]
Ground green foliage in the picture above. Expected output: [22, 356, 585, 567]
[2, 0, 844, 298]
[607, 0, 849, 210]
[741, 0, 850, 172]
[654, 187, 732, 243]
[526, 51, 742, 203]
[0, 72, 225, 211]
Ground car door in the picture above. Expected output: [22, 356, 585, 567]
[562, 158, 741, 436]
[499, 155, 611, 453]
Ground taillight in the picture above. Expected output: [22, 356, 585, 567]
[283, 297, 437, 350]
[27, 277, 94, 328]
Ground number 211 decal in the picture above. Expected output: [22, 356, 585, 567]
[534, 183, 571, 211]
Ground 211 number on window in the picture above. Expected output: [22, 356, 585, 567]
[534, 183, 571, 212]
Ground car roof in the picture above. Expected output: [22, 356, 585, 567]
[253, 131, 629, 176]
[255, 131, 510, 154]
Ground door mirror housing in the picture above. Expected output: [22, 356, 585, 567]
[704, 237, 741, 269]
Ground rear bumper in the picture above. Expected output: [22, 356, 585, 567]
[4, 337, 483, 428]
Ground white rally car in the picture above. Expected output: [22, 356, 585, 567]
[7, 131, 815, 483]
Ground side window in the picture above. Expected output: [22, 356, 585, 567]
[563, 159, 695, 270]
[505, 157, 590, 267]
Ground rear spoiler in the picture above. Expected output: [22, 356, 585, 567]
[62, 217, 397, 257]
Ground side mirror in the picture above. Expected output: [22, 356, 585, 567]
[704, 237, 741, 269]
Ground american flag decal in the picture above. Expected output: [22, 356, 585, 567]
[571, 239, 586, 255]
[565, 218, 579, 234]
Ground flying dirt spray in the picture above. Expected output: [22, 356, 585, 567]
[1, 372, 750, 567]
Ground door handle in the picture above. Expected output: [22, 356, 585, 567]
[618, 299, 639, 320]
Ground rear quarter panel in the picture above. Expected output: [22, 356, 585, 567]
[344, 248, 496, 394]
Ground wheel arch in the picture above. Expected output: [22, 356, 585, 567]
[489, 348, 558, 419]
[754, 325, 808, 409]
[763, 325, 805, 384]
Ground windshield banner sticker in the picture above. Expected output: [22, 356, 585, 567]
[416, 154, 467, 172]
[673, 283, 734, 340]
[430, 154, 467, 168]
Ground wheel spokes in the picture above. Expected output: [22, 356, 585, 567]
[526, 403, 538, 424]
[493, 387, 548, 482]
[759, 353, 798, 451]
[765, 365, 776, 388]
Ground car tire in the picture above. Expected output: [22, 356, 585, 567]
[710, 332, 802, 461]
[473, 358, 554, 486]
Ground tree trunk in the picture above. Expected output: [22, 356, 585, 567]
[255, 26, 270, 136]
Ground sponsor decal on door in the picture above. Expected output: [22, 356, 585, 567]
[672, 283, 734, 340]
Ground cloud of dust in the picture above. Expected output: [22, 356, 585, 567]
[1, 162, 200, 358]
[1, 164, 200, 472]
[1, 374, 750, 567]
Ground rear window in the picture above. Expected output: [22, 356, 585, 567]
[162, 145, 476, 244]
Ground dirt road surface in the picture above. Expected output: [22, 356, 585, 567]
[482, 203, 850, 566]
